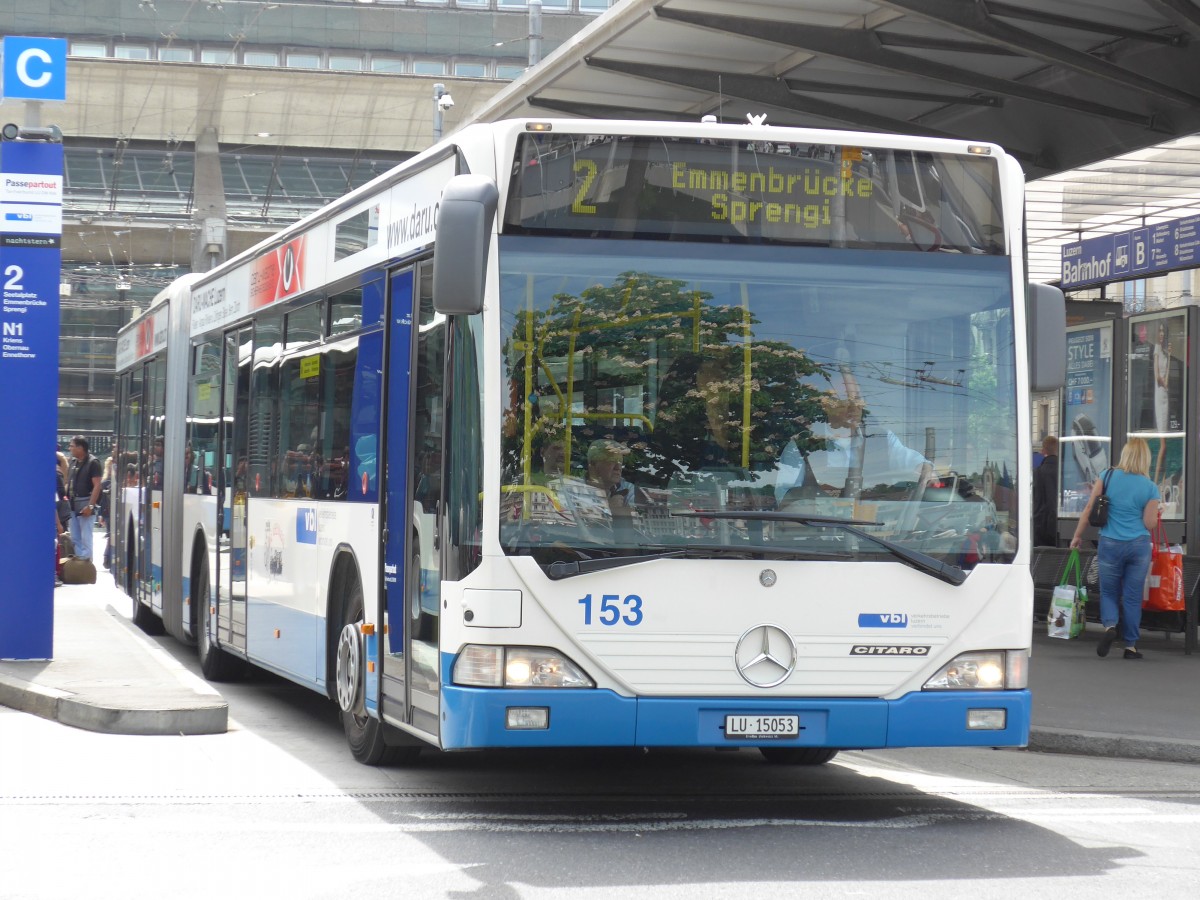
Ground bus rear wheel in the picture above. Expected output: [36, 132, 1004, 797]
[759, 747, 839, 766]
[337, 571, 419, 767]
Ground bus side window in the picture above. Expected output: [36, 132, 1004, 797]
[318, 341, 358, 500]
[249, 313, 282, 498]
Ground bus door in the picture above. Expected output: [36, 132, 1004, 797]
[143, 356, 167, 614]
[116, 366, 144, 598]
[218, 326, 252, 654]
[382, 264, 444, 738]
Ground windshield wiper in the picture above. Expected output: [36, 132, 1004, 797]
[545, 550, 689, 580]
[542, 544, 857, 579]
[671, 511, 966, 586]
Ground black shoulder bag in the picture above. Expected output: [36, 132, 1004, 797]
[1088, 469, 1114, 527]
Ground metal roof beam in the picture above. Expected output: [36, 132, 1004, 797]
[782, 78, 1000, 107]
[875, 33, 1018, 55]
[584, 57, 960, 138]
[985, 1, 1186, 46]
[655, 7, 1167, 132]
[877, 0, 1200, 105]
[1146, 0, 1200, 41]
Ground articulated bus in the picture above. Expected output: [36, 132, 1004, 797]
[113, 119, 1064, 765]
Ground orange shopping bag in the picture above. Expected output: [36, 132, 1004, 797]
[1145, 516, 1185, 612]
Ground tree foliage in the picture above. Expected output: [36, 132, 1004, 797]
[502, 270, 836, 487]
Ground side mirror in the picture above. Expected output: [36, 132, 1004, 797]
[1027, 282, 1066, 392]
[432, 174, 499, 316]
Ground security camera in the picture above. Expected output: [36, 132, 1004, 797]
[436, 93, 454, 111]
[1, 123, 63, 143]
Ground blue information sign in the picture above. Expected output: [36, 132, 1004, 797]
[1, 37, 67, 102]
[1061, 213, 1200, 289]
[0, 139, 62, 659]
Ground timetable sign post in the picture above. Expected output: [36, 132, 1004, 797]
[0, 138, 63, 660]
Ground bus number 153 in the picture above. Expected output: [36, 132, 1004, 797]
[578, 593, 643, 627]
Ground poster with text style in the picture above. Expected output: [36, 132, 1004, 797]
[1062, 323, 1112, 516]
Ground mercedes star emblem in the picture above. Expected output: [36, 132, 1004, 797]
[759, 568, 777, 587]
[734, 624, 797, 688]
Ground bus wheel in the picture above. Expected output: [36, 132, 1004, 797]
[336, 571, 419, 766]
[759, 747, 839, 766]
[195, 560, 245, 682]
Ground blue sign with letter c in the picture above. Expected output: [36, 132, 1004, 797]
[2, 37, 67, 102]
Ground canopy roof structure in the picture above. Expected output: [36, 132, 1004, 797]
[464, 0, 1200, 283]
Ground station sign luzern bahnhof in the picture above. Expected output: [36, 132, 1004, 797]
[1061, 213, 1200, 289]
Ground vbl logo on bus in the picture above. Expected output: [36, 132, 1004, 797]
[296, 508, 317, 545]
[858, 613, 909, 628]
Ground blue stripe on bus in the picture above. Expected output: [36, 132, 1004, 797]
[438, 685, 1030, 750]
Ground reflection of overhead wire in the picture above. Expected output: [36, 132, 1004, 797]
[917, 361, 965, 387]
[864, 361, 927, 389]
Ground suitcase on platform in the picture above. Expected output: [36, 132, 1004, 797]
[61, 556, 97, 585]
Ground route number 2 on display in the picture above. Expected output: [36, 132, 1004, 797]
[578, 593, 643, 626]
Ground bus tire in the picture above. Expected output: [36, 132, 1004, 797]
[759, 747, 839, 766]
[195, 558, 245, 682]
[337, 569, 420, 766]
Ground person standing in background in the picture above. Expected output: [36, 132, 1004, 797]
[1070, 437, 1160, 660]
[99, 441, 116, 527]
[67, 436, 103, 563]
[1033, 435, 1059, 546]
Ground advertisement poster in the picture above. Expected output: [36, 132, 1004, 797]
[1061, 323, 1113, 516]
[1129, 311, 1187, 519]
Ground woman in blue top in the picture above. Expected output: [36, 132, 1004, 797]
[1070, 437, 1161, 659]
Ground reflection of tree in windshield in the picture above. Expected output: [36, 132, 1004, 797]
[501, 270, 835, 490]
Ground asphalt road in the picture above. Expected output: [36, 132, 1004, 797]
[3, 641, 1200, 900]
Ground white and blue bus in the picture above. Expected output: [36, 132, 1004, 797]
[113, 118, 1064, 765]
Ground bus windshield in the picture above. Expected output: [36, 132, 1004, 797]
[498, 237, 1018, 571]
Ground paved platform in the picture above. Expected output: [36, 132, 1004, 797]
[2, 548, 1198, 761]
[1028, 621, 1200, 764]
[0, 562, 227, 736]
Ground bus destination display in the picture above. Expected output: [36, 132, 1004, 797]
[504, 132, 1005, 254]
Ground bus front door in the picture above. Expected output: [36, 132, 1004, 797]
[220, 326, 252, 655]
[382, 263, 444, 741]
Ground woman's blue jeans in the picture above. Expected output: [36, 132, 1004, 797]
[1097, 535, 1152, 645]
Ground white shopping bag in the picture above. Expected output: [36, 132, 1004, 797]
[1047, 584, 1077, 639]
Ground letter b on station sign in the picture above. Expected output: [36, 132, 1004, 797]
[2, 37, 67, 102]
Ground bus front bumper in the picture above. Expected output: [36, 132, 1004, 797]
[438, 686, 1030, 750]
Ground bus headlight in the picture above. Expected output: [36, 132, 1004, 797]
[923, 651, 1027, 690]
[453, 645, 594, 688]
